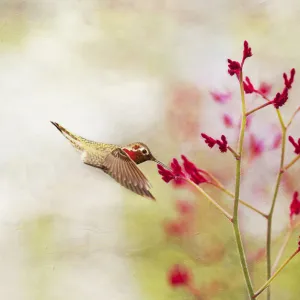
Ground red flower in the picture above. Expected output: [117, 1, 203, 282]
[290, 191, 300, 219]
[272, 68, 296, 109]
[227, 59, 241, 76]
[158, 165, 175, 183]
[201, 133, 228, 153]
[223, 114, 234, 128]
[249, 134, 264, 160]
[273, 88, 288, 109]
[201, 133, 217, 148]
[168, 264, 191, 287]
[216, 135, 228, 153]
[181, 155, 207, 184]
[288, 136, 300, 154]
[258, 82, 272, 96]
[157, 156, 208, 185]
[210, 91, 231, 104]
[243, 76, 255, 94]
[242, 40, 252, 63]
[283, 68, 296, 89]
[227, 41, 252, 76]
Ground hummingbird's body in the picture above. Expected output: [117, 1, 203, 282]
[51, 121, 165, 200]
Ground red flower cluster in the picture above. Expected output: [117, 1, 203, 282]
[228, 41, 252, 76]
[201, 133, 228, 153]
[273, 68, 296, 109]
[157, 155, 208, 185]
[288, 136, 300, 154]
[168, 264, 191, 287]
[243, 77, 273, 97]
[228, 59, 241, 76]
[241, 68, 295, 109]
[290, 191, 300, 219]
[243, 76, 272, 96]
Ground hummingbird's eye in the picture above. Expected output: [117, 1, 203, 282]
[142, 149, 148, 154]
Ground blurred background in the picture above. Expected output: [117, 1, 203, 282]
[1, 0, 300, 299]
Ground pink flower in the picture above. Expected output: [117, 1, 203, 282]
[258, 82, 272, 96]
[164, 219, 188, 237]
[176, 200, 194, 215]
[271, 132, 282, 150]
[249, 134, 264, 160]
[210, 91, 232, 104]
[223, 114, 234, 128]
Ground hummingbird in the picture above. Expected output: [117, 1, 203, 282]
[50, 121, 168, 200]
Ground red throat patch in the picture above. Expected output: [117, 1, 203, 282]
[123, 148, 137, 161]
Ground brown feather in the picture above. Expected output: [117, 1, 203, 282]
[102, 148, 155, 200]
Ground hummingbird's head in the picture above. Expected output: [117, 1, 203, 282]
[122, 142, 168, 169]
[122, 142, 154, 164]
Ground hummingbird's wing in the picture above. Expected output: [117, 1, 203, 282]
[102, 148, 155, 200]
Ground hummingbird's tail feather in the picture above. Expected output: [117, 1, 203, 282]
[50, 121, 84, 151]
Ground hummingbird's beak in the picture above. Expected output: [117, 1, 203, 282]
[152, 157, 171, 171]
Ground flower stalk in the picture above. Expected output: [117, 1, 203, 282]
[180, 177, 233, 221]
[246, 101, 273, 116]
[231, 70, 255, 298]
[214, 184, 268, 218]
[271, 228, 293, 274]
[266, 113, 286, 300]
[254, 248, 299, 298]
[282, 155, 300, 172]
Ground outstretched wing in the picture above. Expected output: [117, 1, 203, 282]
[102, 148, 155, 200]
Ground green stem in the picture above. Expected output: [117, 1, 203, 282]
[282, 155, 300, 172]
[245, 101, 273, 116]
[254, 249, 299, 298]
[266, 110, 286, 300]
[227, 145, 240, 160]
[271, 229, 293, 274]
[286, 106, 300, 128]
[232, 71, 255, 298]
[182, 178, 232, 221]
[215, 184, 268, 219]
